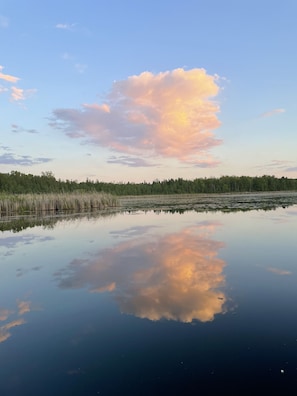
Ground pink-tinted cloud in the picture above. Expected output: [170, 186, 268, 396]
[10, 87, 37, 102]
[0, 65, 19, 83]
[50, 68, 222, 166]
[10, 86, 24, 101]
[0, 66, 36, 104]
[260, 108, 285, 118]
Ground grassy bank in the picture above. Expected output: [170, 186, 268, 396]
[0, 192, 119, 216]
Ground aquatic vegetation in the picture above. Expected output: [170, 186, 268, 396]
[0, 192, 119, 216]
[119, 191, 297, 212]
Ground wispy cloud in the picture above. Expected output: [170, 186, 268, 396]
[11, 124, 38, 134]
[55, 23, 76, 30]
[0, 86, 8, 93]
[10, 86, 25, 101]
[0, 65, 36, 103]
[62, 52, 73, 60]
[75, 63, 87, 74]
[255, 159, 296, 173]
[0, 152, 52, 166]
[55, 22, 91, 36]
[267, 267, 291, 276]
[0, 65, 19, 83]
[260, 108, 285, 118]
[0, 15, 9, 28]
[61, 53, 87, 74]
[50, 68, 222, 166]
[285, 166, 297, 172]
[107, 155, 155, 167]
[17, 300, 32, 315]
[11, 87, 37, 102]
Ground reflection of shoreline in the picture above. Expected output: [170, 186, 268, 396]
[0, 211, 118, 233]
[56, 223, 227, 323]
[2, 192, 297, 232]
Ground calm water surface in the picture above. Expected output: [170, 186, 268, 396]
[1, 206, 297, 395]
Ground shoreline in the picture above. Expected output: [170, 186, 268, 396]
[1, 191, 297, 231]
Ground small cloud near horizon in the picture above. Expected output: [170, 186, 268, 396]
[285, 166, 297, 172]
[50, 68, 222, 167]
[254, 159, 296, 173]
[0, 152, 52, 166]
[107, 155, 155, 167]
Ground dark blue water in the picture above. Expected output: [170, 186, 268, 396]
[1, 207, 297, 395]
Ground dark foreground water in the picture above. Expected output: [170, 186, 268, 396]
[1, 205, 297, 395]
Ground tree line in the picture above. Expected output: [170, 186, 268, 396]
[1, 171, 297, 195]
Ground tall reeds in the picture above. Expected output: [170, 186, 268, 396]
[0, 192, 119, 216]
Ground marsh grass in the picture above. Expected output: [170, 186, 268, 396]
[0, 192, 118, 216]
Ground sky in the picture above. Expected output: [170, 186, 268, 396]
[1, 0, 297, 183]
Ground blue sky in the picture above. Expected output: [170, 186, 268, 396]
[1, 0, 296, 182]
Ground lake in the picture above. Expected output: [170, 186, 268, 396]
[1, 200, 297, 395]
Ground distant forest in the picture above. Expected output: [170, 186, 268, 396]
[1, 171, 297, 195]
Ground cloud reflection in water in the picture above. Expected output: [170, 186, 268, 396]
[56, 223, 227, 323]
[0, 300, 32, 343]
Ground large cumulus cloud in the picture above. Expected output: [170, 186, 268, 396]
[50, 68, 222, 166]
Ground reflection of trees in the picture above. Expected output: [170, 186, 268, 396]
[57, 223, 227, 323]
[0, 211, 117, 233]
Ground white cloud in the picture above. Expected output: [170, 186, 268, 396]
[55, 23, 75, 30]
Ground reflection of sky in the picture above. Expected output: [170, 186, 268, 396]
[1, 206, 296, 344]
[0, 234, 54, 249]
[56, 222, 227, 323]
